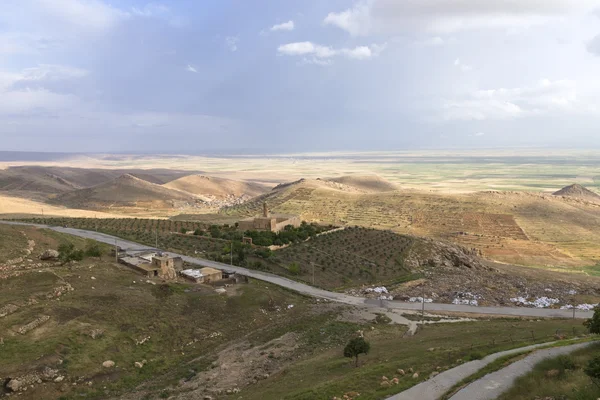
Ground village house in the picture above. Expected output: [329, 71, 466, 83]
[119, 252, 183, 280]
[180, 267, 223, 284]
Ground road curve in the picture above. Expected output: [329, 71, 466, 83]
[388, 340, 593, 400]
[449, 341, 593, 400]
[0, 221, 593, 319]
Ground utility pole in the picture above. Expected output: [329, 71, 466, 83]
[41, 208, 44, 217]
[421, 285, 426, 320]
[114, 239, 118, 263]
[573, 307, 576, 320]
[312, 262, 315, 286]
[230, 240, 233, 265]
[155, 228, 158, 249]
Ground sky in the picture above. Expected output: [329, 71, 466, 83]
[2, 0, 600, 153]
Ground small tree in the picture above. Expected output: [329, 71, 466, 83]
[58, 242, 85, 264]
[585, 356, 600, 388]
[288, 263, 300, 276]
[84, 240, 102, 258]
[584, 306, 600, 334]
[344, 337, 371, 367]
[180, 227, 188, 234]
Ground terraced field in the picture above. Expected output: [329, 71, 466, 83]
[223, 183, 600, 269]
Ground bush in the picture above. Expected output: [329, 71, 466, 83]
[288, 263, 300, 276]
[584, 306, 600, 334]
[585, 356, 600, 388]
[465, 351, 484, 361]
[84, 240, 102, 258]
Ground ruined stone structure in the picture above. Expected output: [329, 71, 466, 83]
[152, 255, 183, 280]
[237, 203, 301, 233]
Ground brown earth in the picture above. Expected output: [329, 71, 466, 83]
[164, 174, 270, 199]
[553, 183, 600, 204]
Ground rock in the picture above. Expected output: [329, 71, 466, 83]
[88, 329, 104, 339]
[203, 396, 213, 400]
[41, 367, 58, 380]
[408, 367, 414, 373]
[545, 369, 560, 378]
[102, 360, 115, 368]
[6, 379, 22, 392]
[428, 347, 436, 352]
[397, 369, 405, 376]
[412, 372, 419, 379]
[54, 376, 64, 383]
[391, 377, 399, 385]
[40, 250, 59, 260]
[134, 362, 144, 369]
[380, 380, 391, 388]
[381, 376, 389, 381]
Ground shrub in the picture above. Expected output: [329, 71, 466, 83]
[288, 263, 300, 276]
[585, 356, 600, 388]
[584, 306, 600, 334]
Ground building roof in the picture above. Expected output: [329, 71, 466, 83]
[181, 269, 203, 279]
[200, 267, 222, 275]
[120, 256, 158, 271]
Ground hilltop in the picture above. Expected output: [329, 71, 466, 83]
[164, 174, 270, 200]
[553, 183, 600, 204]
[54, 174, 201, 209]
[328, 174, 398, 192]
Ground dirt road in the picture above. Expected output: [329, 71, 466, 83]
[0, 221, 593, 320]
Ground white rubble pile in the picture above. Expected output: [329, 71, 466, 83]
[452, 292, 481, 307]
[408, 297, 433, 303]
[560, 303, 598, 311]
[365, 286, 388, 294]
[510, 296, 560, 308]
[378, 295, 394, 300]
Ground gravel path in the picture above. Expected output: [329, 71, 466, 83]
[388, 341, 591, 400]
[449, 341, 593, 400]
[0, 221, 593, 320]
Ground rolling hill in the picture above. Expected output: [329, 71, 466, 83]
[553, 183, 600, 204]
[54, 174, 201, 209]
[328, 174, 398, 192]
[163, 174, 270, 199]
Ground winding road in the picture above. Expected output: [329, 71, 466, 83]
[0, 221, 593, 320]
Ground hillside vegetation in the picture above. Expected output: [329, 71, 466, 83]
[222, 180, 600, 269]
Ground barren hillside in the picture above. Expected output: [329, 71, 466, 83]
[54, 174, 202, 209]
[328, 174, 398, 192]
[164, 174, 269, 199]
[553, 183, 600, 204]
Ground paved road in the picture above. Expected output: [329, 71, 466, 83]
[388, 340, 593, 400]
[0, 221, 594, 319]
[449, 341, 593, 400]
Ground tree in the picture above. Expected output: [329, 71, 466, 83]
[58, 242, 85, 264]
[584, 306, 600, 334]
[585, 356, 600, 388]
[180, 227, 188, 234]
[344, 337, 371, 367]
[84, 240, 102, 258]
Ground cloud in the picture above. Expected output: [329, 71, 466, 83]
[324, 0, 600, 36]
[473, 132, 485, 136]
[271, 20, 295, 31]
[225, 36, 239, 52]
[453, 58, 472, 72]
[19, 64, 89, 82]
[32, 0, 129, 32]
[278, 41, 386, 63]
[131, 3, 169, 17]
[186, 64, 198, 73]
[440, 79, 591, 121]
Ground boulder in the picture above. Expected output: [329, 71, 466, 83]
[40, 250, 59, 260]
[397, 369, 405, 376]
[102, 360, 115, 368]
[6, 379, 22, 392]
[380, 380, 391, 388]
[412, 372, 419, 379]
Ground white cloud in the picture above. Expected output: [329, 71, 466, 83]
[225, 36, 239, 52]
[20, 64, 89, 81]
[324, 0, 600, 36]
[271, 20, 295, 31]
[131, 3, 169, 17]
[278, 41, 386, 63]
[454, 58, 472, 72]
[33, 0, 129, 32]
[474, 132, 485, 136]
[441, 79, 593, 121]
[186, 64, 198, 73]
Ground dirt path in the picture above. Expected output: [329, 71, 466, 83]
[448, 342, 593, 400]
[387, 340, 589, 400]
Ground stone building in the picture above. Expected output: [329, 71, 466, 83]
[152, 255, 183, 280]
[237, 203, 301, 233]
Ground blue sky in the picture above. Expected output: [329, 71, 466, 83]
[2, 0, 600, 153]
